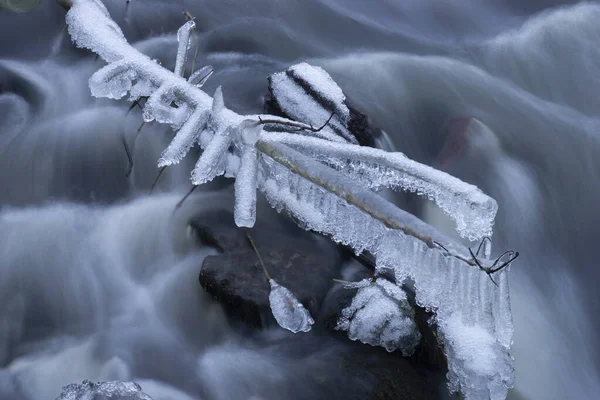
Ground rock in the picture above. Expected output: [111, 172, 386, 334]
[264, 62, 378, 147]
[193, 210, 342, 328]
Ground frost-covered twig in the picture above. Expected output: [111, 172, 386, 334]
[65, 2, 516, 398]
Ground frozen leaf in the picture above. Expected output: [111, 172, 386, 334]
[336, 279, 420, 355]
[269, 279, 314, 333]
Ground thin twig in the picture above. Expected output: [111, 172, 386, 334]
[490, 252, 519, 274]
[314, 112, 336, 132]
[258, 112, 335, 133]
[121, 136, 134, 178]
[127, 97, 145, 114]
[174, 185, 198, 210]
[245, 229, 271, 281]
[475, 237, 492, 258]
[332, 278, 354, 285]
[150, 166, 167, 193]
[433, 240, 449, 253]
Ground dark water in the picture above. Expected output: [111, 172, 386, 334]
[0, 0, 599, 399]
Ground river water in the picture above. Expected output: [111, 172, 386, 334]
[0, 1, 599, 399]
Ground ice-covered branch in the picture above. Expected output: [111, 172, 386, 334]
[65, 2, 516, 398]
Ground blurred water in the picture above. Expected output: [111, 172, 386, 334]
[0, 0, 599, 399]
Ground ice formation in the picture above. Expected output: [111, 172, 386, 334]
[55, 380, 153, 400]
[65, 1, 515, 398]
[336, 278, 421, 355]
[268, 279, 314, 333]
[269, 62, 356, 144]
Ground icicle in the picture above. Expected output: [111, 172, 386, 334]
[191, 125, 234, 184]
[234, 121, 262, 227]
[174, 20, 195, 77]
[269, 279, 314, 333]
[188, 65, 214, 87]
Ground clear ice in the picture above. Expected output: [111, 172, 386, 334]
[268, 279, 314, 333]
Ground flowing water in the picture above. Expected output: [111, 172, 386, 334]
[1, 0, 599, 399]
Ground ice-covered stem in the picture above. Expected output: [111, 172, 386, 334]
[174, 20, 195, 77]
[262, 131, 498, 241]
[257, 140, 477, 267]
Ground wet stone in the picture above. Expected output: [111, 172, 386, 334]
[192, 210, 343, 328]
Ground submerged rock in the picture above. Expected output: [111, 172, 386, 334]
[265, 62, 378, 147]
[55, 380, 153, 400]
[192, 210, 342, 328]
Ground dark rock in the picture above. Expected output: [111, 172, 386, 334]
[264, 62, 378, 147]
[193, 210, 342, 328]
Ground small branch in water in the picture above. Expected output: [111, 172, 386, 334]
[174, 185, 198, 210]
[150, 166, 167, 193]
[245, 229, 271, 281]
[127, 97, 146, 115]
[121, 136, 134, 178]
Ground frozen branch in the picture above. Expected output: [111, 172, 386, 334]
[65, 2, 517, 398]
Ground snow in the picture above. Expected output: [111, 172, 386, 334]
[287, 62, 350, 122]
[158, 109, 209, 167]
[336, 279, 420, 355]
[441, 314, 514, 400]
[55, 380, 153, 400]
[268, 279, 314, 333]
[190, 87, 235, 185]
[269, 63, 357, 144]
